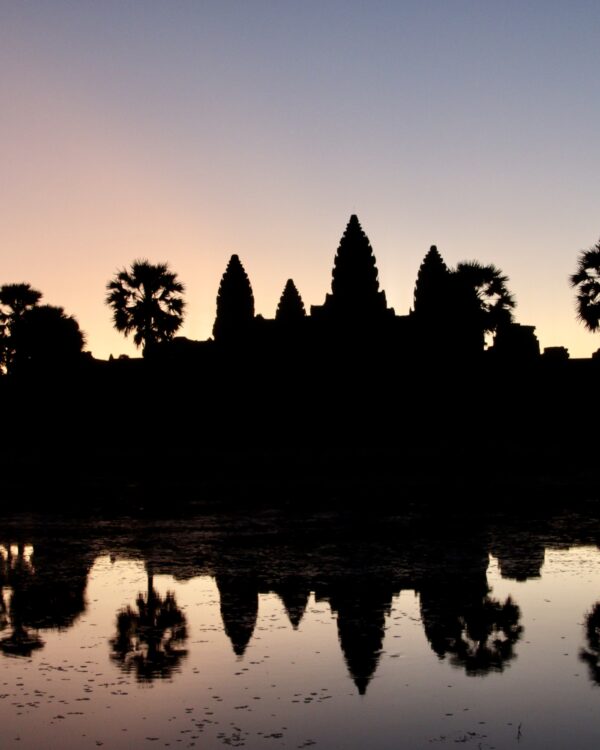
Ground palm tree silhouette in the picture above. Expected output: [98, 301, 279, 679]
[570, 241, 600, 332]
[110, 566, 188, 681]
[0, 283, 42, 373]
[106, 259, 185, 355]
[0, 283, 42, 321]
[454, 261, 516, 337]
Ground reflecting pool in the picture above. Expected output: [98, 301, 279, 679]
[1, 509, 600, 749]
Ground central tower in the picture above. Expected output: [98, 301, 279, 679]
[312, 214, 390, 324]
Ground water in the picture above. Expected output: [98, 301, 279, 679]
[1, 509, 600, 749]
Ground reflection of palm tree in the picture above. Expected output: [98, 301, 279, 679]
[421, 588, 522, 676]
[110, 567, 187, 681]
[0, 544, 44, 657]
[0, 588, 8, 633]
[580, 603, 600, 684]
[106, 259, 185, 355]
[0, 593, 45, 657]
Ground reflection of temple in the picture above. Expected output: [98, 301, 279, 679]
[8, 512, 600, 693]
[215, 576, 311, 656]
[205, 529, 524, 691]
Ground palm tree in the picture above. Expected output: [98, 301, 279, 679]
[0, 283, 42, 321]
[106, 260, 185, 355]
[0, 283, 42, 374]
[453, 261, 516, 336]
[570, 241, 600, 332]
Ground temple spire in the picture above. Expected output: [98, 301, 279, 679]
[313, 215, 388, 321]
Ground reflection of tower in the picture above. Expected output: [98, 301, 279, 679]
[272, 579, 310, 629]
[216, 575, 259, 656]
[319, 581, 394, 695]
[491, 538, 545, 581]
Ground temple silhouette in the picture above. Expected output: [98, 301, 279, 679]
[171, 214, 540, 359]
[1, 213, 599, 500]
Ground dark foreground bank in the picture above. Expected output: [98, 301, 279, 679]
[1, 353, 598, 512]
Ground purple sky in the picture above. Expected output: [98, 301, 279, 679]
[2, 1, 600, 358]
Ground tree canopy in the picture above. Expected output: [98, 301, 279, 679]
[10, 304, 85, 373]
[0, 283, 43, 374]
[106, 260, 185, 355]
[454, 261, 516, 335]
[570, 241, 600, 332]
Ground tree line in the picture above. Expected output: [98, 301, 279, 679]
[2, 215, 600, 372]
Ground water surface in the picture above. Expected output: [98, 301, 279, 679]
[1, 510, 600, 749]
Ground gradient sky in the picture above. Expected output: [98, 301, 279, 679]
[2, 1, 600, 358]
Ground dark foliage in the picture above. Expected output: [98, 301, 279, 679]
[570, 241, 600, 332]
[0, 283, 43, 374]
[421, 591, 522, 676]
[454, 261, 515, 335]
[106, 259, 185, 355]
[110, 571, 188, 681]
[10, 304, 85, 373]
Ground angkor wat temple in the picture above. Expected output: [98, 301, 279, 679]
[163, 214, 541, 363]
[2, 215, 597, 497]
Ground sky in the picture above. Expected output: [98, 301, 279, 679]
[2, 0, 600, 359]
